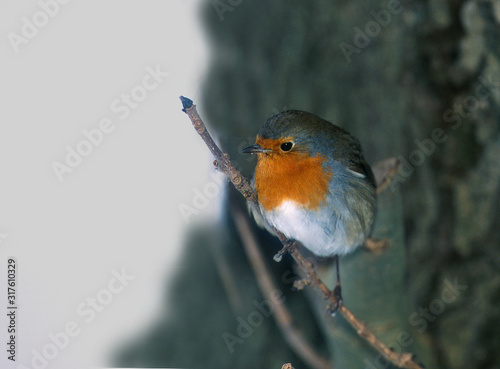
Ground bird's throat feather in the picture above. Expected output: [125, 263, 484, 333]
[255, 153, 332, 211]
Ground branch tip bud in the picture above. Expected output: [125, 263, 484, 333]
[180, 96, 194, 112]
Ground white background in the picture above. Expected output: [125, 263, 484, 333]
[0, 1, 214, 368]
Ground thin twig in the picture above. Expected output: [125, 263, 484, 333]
[231, 197, 331, 369]
[180, 96, 424, 369]
[373, 157, 401, 194]
[180, 96, 258, 206]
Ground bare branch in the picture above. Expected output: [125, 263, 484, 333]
[372, 157, 401, 194]
[180, 96, 258, 206]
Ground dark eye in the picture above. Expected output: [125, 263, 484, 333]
[280, 142, 293, 152]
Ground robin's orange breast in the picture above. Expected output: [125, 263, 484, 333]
[254, 149, 332, 212]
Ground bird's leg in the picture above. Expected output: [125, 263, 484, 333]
[273, 239, 295, 262]
[330, 255, 343, 314]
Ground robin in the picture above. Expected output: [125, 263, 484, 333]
[242, 110, 376, 297]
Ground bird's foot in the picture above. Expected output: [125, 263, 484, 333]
[327, 283, 343, 316]
[273, 239, 295, 262]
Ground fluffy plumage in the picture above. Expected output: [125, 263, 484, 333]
[243, 110, 376, 257]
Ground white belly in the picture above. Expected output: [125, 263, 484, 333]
[263, 200, 364, 257]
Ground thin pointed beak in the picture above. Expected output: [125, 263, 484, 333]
[241, 144, 271, 154]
